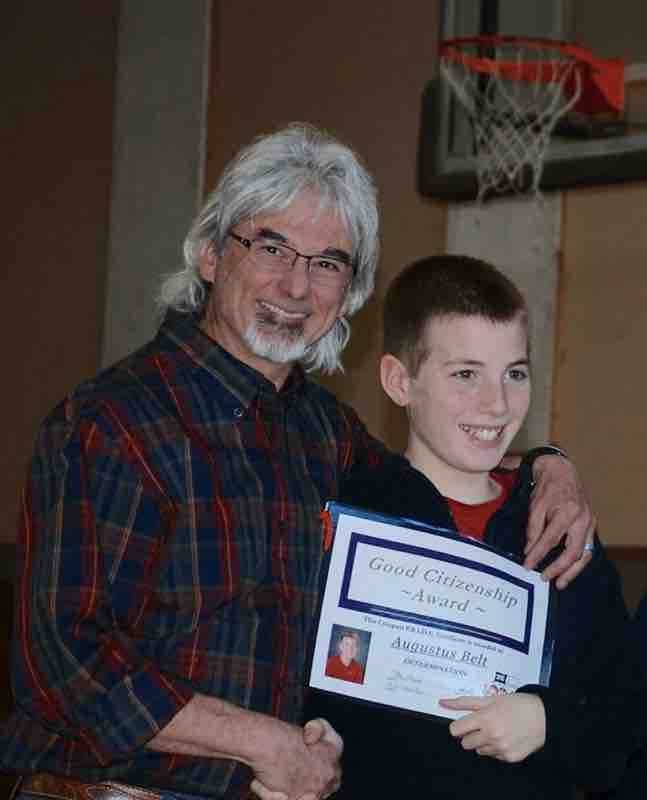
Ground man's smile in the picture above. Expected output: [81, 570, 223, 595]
[257, 299, 310, 322]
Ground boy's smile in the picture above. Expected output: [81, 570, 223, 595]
[384, 313, 530, 504]
[458, 423, 505, 444]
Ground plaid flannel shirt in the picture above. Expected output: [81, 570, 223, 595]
[0, 312, 382, 797]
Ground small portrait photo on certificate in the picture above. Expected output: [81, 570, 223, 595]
[325, 625, 371, 685]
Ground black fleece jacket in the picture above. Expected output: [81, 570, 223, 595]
[306, 453, 647, 799]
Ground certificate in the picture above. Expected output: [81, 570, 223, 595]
[309, 503, 556, 720]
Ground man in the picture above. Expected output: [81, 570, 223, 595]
[325, 631, 364, 684]
[1, 124, 593, 800]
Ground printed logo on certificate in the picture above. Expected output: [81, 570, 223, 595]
[309, 503, 556, 720]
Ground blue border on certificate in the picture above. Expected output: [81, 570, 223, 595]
[326, 501, 553, 659]
[340, 532, 535, 654]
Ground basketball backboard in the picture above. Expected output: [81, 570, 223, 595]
[420, 0, 647, 200]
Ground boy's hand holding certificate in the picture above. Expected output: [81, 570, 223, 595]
[309, 503, 555, 721]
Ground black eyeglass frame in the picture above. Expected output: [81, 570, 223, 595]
[228, 232, 357, 279]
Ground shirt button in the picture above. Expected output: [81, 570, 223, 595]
[233, 407, 244, 418]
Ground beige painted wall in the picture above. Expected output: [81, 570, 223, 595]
[206, 0, 447, 452]
[554, 182, 647, 547]
[1, 3, 118, 542]
[7, 1, 646, 554]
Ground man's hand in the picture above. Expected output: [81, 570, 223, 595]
[249, 716, 342, 800]
[524, 455, 596, 589]
[440, 693, 546, 762]
[302, 717, 343, 752]
[148, 694, 341, 800]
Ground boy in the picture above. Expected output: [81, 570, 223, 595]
[308, 255, 644, 799]
[325, 630, 365, 684]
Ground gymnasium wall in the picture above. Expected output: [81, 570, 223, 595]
[206, 2, 647, 558]
[554, 184, 647, 551]
[4, 0, 647, 559]
[1, 3, 118, 543]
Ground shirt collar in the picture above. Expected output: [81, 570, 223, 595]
[157, 309, 307, 409]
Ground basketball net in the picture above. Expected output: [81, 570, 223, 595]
[439, 37, 602, 202]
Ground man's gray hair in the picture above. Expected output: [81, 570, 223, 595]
[157, 123, 380, 373]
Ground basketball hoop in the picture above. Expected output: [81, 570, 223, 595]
[439, 36, 624, 201]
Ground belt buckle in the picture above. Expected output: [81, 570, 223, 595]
[18, 776, 162, 800]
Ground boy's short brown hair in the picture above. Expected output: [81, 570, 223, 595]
[383, 254, 528, 376]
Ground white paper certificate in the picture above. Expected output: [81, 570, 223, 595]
[309, 503, 555, 720]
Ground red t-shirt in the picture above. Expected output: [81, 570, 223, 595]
[446, 470, 517, 541]
[325, 654, 365, 684]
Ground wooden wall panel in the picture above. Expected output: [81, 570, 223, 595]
[1, 2, 118, 541]
[554, 182, 647, 548]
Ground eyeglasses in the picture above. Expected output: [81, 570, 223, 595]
[228, 232, 355, 290]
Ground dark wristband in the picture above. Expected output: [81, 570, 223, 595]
[526, 445, 569, 461]
[520, 445, 569, 485]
